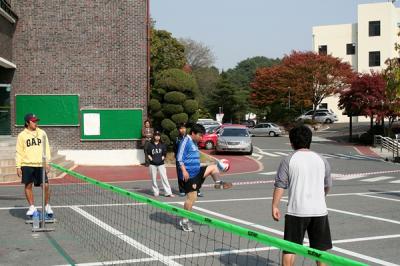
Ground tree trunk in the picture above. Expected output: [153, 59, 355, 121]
[370, 116, 373, 130]
[349, 115, 353, 142]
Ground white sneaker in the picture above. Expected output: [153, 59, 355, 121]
[45, 204, 53, 215]
[26, 205, 37, 216]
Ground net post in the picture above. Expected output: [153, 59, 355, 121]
[32, 134, 55, 232]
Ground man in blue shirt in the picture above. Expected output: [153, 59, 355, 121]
[177, 124, 232, 232]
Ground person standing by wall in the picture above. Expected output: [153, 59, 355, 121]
[272, 125, 332, 266]
[147, 131, 175, 197]
[141, 119, 154, 167]
[16, 113, 53, 216]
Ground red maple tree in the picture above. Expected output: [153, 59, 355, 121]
[251, 51, 355, 117]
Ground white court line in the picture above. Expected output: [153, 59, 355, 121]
[333, 234, 400, 244]
[258, 150, 280, 157]
[258, 171, 277, 175]
[274, 152, 288, 156]
[331, 247, 398, 266]
[390, 179, 400, 183]
[186, 204, 396, 266]
[361, 176, 396, 182]
[70, 206, 181, 266]
[358, 194, 400, 202]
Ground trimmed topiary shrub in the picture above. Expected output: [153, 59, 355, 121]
[164, 91, 187, 104]
[149, 99, 161, 112]
[152, 110, 165, 120]
[163, 104, 184, 115]
[161, 133, 171, 146]
[161, 118, 176, 132]
[183, 99, 198, 114]
[189, 112, 199, 123]
[169, 129, 179, 142]
[155, 69, 198, 92]
[171, 113, 188, 124]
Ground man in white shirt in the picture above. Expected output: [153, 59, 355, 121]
[272, 125, 332, 266]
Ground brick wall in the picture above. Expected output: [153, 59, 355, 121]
[10, 0, 148, 150]
[0, 14, 15, 62]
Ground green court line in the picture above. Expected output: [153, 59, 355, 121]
[50, 163, 368, 266]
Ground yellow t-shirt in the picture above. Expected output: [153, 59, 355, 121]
[15, 128, 51, 168]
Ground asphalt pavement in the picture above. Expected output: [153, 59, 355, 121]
[1, 130, 399, 265]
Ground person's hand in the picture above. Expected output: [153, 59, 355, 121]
[272, 207, 281, 222]
[183, 170, 189, 181]
[162, 156, 165, 160]
[17, 168, 22, 178]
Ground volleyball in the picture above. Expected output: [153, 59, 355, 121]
[217, 158, 231, 172]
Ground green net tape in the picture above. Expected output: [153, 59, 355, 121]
[50, 163, 367, 266]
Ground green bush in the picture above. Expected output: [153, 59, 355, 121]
[189, 112, 199, 124]
[149, 99, 161, 112]
[359, 132, 373, 145]
[171, 113, 188, 124]
[152, 110, 164, 120]
[161, 134, 171, 146]
[155, 68, 198, 92]
[169, 129, 179, 142]
[161, 118, 176, 132]
[183, 99, 198, 114]
[163, 103, 184, 115]
[164, 91, 187, 104]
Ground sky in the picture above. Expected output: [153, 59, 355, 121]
[151, 0, 400, 70]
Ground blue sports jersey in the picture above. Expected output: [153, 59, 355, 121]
[176, 135, 200, 179]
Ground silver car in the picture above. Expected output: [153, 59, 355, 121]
[216, 127, 253, 155]
[249, 123, 282, 137]
[297, 110, 338, 123]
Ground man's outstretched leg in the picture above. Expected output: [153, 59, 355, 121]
[203, 165, 232, 189]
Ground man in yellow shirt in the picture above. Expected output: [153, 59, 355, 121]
[16, 113, 52, 216]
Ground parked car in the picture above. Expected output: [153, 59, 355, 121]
[296, 110, 338, 123]
[240, 120, 256, 128]
[216, 126, 253, 155]
[249, 123, 282, 137]
[198, 126, 219, 150]
[198, 124, 245, 150]
[197, 119, 221, 128]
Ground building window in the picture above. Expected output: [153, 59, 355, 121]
[369, 21, 380, 36]
[346, 43, 356, 55]
[318, 45, 327, 55]
[369, 51, 380, 67]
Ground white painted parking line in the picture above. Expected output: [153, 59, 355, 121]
[274, 152, 288, 156]
[390, 179, 400, 183]
[332, 247, 398, 266]
[258, 171, 277, 176]
[258, 150, 280, 157]
[361, 176, 396, 182]
[358, 194, 400, 202]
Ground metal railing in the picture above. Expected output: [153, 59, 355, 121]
[374, 135, 400, 160]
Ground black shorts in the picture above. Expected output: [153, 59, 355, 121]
[284, 214, 332, 253]
[183, 166, 207, 193]
[21, 166, 48, 187]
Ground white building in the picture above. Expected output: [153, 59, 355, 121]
[312, 1, 400, 122]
